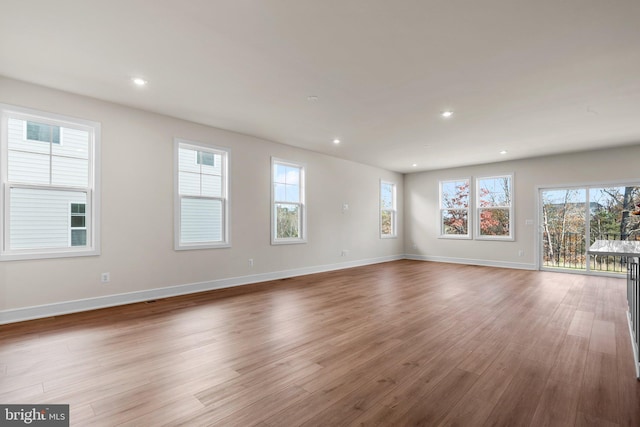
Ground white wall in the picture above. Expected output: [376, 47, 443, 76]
[0, 77, 404, 322]
[404, 145, 640, 269]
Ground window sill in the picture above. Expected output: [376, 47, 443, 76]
[438, 235, 472, 240]
[175, 242, 231, 251]
[474, 236, 515, 241]
[271, 239, 307, 246]
[1, 248, 100, 262]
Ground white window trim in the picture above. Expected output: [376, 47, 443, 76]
[474, 173, 514, 241]
[0, 104, 101, 261]
[380, 180, 397, 239]
[174, 138, 231, 250]
[271, 157, 306, 245]
[438, 177, 472, 240]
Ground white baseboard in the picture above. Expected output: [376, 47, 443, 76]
[0, 255, 404, 325]
[404, 253, 537, 271]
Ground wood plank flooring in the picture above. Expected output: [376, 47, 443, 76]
[1, 260, 639, 426]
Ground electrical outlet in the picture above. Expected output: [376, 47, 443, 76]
[518, 250, 524, 257]
[101, 272, 110, 283]
[341, 250, 349, 257]
[248, 258, 254, 267]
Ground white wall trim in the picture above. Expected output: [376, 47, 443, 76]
[0, 254, 403, 325]
[404, 253, 536, 271]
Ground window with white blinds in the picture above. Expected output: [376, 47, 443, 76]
[0, 105, 100, 260]
[175, 139, 230, 249]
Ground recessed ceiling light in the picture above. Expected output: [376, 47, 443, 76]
[132, 77, 147, 86]
[441, 110, 453, 118]
[333, 138, 340, 144]
[500, 150, 508, 155]
[307, 95, 319, 102]
[412, 163, 418, 167]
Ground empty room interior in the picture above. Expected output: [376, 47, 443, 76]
[1, 1, 640, 426]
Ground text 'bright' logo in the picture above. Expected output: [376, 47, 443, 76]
[4, 407, 47, 424]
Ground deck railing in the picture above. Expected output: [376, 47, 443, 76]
[543, 232, 640, 273]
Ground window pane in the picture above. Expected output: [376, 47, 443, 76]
[181, 198, 223, 243]
[200, 153, 222, 176]
[70, 216, 85, 228]
[8, 150, 50, 184]
[274, 183, 286, 201]
[479, 177, 511, 207]
[274, 164, 287, 184]
[381, 210, 394, 235]
[52, 128, 89, 159]
[479, 208, 510, 236]
[274, 164, 300, 187]
[27, 121, 60, 144]
[71, 229, 87, 246]
[285, 166, 299, 185]
[179, 147, 200, 173]
[285, 184, 300, 203]
[197, 151, 215, 167]
[275, 182, 300, 203]
[442, 209, 468, 235]
[179, 171, 201, 196]
[590, 186, 640, 242]
[71, 203, 86, 214]
[381, 183, 394, 210]
[8, 119, 48, 153]
[441, 180, 469, 208]
[52, 156, 89, 187]
[202, 174, 222, 197]
[9, 188, 87, 250]
[276, 203, 300, 239]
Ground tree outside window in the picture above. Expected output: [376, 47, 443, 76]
[381, 181, 397, 238]
[440, 179, 470, 238]
[272, 159, 305, 244]
[476, 175, 513, 239]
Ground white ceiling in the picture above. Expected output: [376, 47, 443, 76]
[1, 1, 639, 173]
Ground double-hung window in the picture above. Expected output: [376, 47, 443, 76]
[380, 181, 397, 238]
[439, 178, 471, 238]
[175, 139, 229, 249]
[475, 174, 513, 240]
[0, 105, 100, 260]
[272, 158, 305, 244]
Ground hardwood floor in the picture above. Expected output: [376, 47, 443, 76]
[1, 260, 639, 426]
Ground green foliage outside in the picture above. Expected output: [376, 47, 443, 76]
[381, 210, 393, 235]
[276, 205, 300, 239]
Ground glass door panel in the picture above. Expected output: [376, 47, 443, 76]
[589, 186, 640, 273]
[541, 188, 587, 272]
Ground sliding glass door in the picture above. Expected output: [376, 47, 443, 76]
[540, 184, 640, 274]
